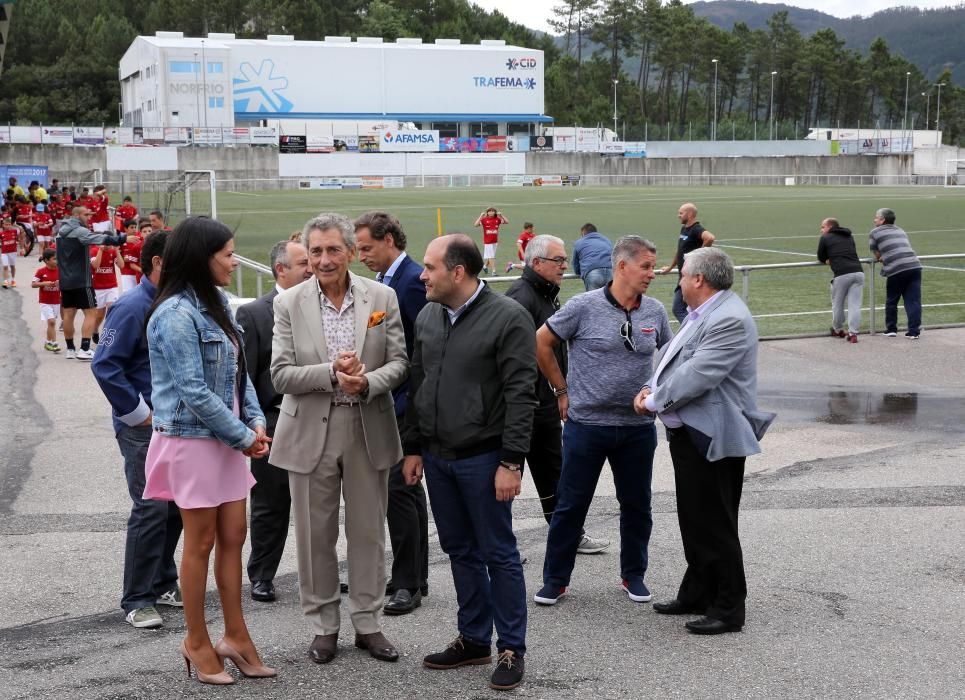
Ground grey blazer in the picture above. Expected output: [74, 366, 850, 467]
[649, 290, 775, 461]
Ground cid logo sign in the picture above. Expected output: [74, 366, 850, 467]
[506, 57, 538, 71]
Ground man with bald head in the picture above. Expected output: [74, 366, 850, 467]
[402, 234, 536, 691]
[661, 202, 716, 323]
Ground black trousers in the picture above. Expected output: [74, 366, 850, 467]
[387, 411, 429, 591]
[524, 410, 564, 525]
[667, 426, 747, 626]
[246, 411, 292, 583]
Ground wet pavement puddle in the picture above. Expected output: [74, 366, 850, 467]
[758, 390, 965, 431]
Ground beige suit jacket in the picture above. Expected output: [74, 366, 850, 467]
[268, 272, 408, 473]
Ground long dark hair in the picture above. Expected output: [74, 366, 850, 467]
[147, 217, 238, 342]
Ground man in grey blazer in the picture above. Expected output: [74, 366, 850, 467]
[269, 213, 408, 664]
[634, 247, 774, 635]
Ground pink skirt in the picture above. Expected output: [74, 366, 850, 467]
[143, 433, 256, 509]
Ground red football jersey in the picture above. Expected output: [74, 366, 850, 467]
[116, 203, 138, 222]
[90, 246, 119, 289]
[1, 226, 19, 253]
[120, 237, 142, 277]
[33, 265, 61, 304]
[516, 230, 535, 260]
[89, 195, 110, 223]
[16, 203, 33, 224]
[480, 216, 502, 245]
[34, 212, 54, 238]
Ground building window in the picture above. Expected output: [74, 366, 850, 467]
[169, 61, 199, 73]
[207, 62, 223, 74]
[433, 122, 458, 138]
[208, 96, 225, 109]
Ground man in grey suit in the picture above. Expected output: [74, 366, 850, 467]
[269, 213, 408, 664]
[634, 247, 774, 635]
[236, 239, 310, 603]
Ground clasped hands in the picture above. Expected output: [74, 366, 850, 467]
[633, 386, 655, 416]
[333, 350, 369, 396]
[243, 425, 272, 458]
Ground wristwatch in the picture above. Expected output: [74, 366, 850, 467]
[499, 461, 522, 472]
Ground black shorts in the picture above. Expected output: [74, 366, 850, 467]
[61, 287, 96, 309]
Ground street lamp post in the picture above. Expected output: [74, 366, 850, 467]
[769, 71, 777, 140]
[612, 79, 619, 138]
[902, 71, 910, 143]
[711, 58, 719, 141]
[935, 82, 945, 146]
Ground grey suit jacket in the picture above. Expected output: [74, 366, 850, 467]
[649, 290, 775, 461]
[268, 272, 408, 474]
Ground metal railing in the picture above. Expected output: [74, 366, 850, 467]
[233, 253, 965, 337]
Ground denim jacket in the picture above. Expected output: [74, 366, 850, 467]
[147, 288, 265, 449]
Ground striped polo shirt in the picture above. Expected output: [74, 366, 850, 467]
[869, 224, 921, 277]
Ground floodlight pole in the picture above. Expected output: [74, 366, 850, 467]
[902, 72, 910, 143]
[935, 82, 944, 146]
[193, 52, 201, 132]
[201, 40, 209, 129]
[923, 92, 930, 133]
[712, 59, 719, 141]
[612, 80, 619, 137]
[769, 71, 777, 140]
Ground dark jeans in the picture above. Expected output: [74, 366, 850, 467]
[885, 268, 922, 335]
[117, 424, 182, 613]
[387, 459, 429, 591]
[667, 427, 746, 626]
[247, 413, 291, 582]
[543, 420, 656, 587]
[524, 410, 564, 525]
[672, 286, 688, 323]
[423, 449, 526, 655]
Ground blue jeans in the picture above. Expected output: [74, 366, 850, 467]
[116, 425, 182, 612]
[543, 420, 656, 587]
[672, 286, 688, 323]
[423, 449, 526, 655]
[885, 268, 922, 335]
[582, 267, 612, 291]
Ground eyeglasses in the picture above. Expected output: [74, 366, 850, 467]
[536, 256, 568, 266]
[620, 310, 635, 352]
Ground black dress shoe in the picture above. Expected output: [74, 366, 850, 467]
[384, 588, 422, 616]
[354, 632, 399, 662]
[386, 580, 429, 596]
[653, 599, 703, 615]
[250, 580, 276, 602]
[309, 633, 338, 664]
[685, 616, 743, 635]
[340, 582, 349, 594]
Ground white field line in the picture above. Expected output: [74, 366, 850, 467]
[753, 301, 965, 319]
[922, 265, 965, 272]
[720, 228, 965, 243]
[225, 191, 264, 196]
[716, 244, 814, 257]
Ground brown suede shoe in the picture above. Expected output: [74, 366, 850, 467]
[308, 633, 338, 664]
[354, 631, 399, 662]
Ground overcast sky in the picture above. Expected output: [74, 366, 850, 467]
[471, 1, 959, 34]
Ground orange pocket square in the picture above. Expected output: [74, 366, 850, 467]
[368, 311, 387, 328]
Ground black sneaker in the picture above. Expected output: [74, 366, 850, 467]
[489, 650, 524, 691]
[423, 634, 491, 669]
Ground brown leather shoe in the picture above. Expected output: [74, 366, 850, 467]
[308, 633, 338, 664]
[354, 631, 399, 662]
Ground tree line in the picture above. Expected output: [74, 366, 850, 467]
[1, 0, 961, 145]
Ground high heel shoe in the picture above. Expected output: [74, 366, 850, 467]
[180, 639, 235, 685]
[214, 638, 277, 678]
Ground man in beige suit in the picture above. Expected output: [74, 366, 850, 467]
[269, 212, 408, 665]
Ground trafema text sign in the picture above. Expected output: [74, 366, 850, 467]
[474, 77, 537, 90]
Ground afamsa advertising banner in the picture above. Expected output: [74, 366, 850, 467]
[377, 129, 439, 153]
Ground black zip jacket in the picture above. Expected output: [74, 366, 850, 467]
[817, 226, 863, 277]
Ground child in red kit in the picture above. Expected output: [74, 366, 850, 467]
[32, 249, 62, 352]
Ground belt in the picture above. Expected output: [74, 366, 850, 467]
[332, 400, 360, 407]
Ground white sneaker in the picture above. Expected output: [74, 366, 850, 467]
[156, 587, 183, 608]
[577, 533, 611, 555]
[125, 606, 163, 629]
[65, 349, 77, 359]
[884, 332, 897, 337]
[75, 348, 93, 361]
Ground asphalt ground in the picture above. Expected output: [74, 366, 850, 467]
[1, 261, 963, 699]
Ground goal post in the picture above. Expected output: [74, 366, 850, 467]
[944, 160, 965, 188]
[418, 155, 515, 188]
[161, 170, 218, 224]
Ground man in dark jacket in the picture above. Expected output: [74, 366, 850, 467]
[818, 218, 865, 343]
[505, 235, 609, 554]
[402, 234, 536, 691]
[56, 204, 127, 360]
[236, 239, 311, 603]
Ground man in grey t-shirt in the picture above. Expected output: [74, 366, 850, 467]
[533, 236, 672, 607]
[869, 207, 922, 338]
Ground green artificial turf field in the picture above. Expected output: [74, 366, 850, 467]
[194, 184, 965, 337]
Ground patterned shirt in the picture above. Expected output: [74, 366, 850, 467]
[868, 224, 921, 277]
[317, 278, 358, 405]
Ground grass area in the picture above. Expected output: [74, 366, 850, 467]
[194, 185, 965, 337]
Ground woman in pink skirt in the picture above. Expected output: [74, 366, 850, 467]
[144, 217, 274, 685]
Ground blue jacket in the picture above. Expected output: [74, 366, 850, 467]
[147, 288, 265, 448]
[91, 278, 157, 434]
[572, 232, 614, 280]
[386, 254, 428, 416]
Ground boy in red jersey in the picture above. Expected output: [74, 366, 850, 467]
[32, 249, 62, 352]
[1, 213, 24, 287]
[505, 222, 536, 273]
[115, 196, 138, 232]
[90, 243, 121, 343]
[474, 206, 509, 276]
[118, 219, 142, 294]
[34, 203, 55, 260]
[89, 185, 112, 233]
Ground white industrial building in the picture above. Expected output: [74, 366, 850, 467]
[119, 32, 551, 138]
